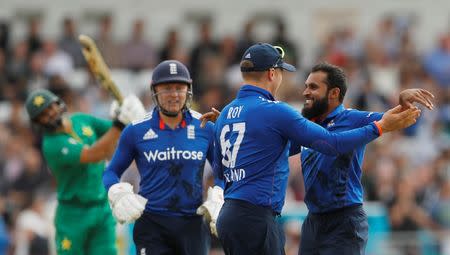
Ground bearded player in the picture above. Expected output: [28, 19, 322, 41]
[25, 88, 145, 255]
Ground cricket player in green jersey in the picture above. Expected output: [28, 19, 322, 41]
[25, 89, 145, 255]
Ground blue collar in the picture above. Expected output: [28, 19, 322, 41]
[151, 108, 192, 129]
[324, 104, 345, 121]
[237, 84, 276, 101]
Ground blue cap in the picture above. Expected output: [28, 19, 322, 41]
[240, 43, 296, 72]
[151, 60, 192, 87]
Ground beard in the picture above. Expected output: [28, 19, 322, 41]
[42, 116, 63, 132]
[302, 95, 329, 120]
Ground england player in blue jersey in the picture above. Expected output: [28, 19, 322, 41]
[103, 60, 224, 255]
[211, 43, 421, 255]
[298, 62, 434, 255]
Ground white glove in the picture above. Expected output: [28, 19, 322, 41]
[108, 183, 147, 224]
[110, 94, 146, 126]
[196, 186, 224, 237]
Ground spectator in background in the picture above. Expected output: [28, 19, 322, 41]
[159, 28, 187, 63]
[121, 19, 155, 71]
[27, 52, 48, 91]
[0, 49, 7, 99]
[0, 195, 9, 255]
[59, 17, 85, 68]
[26, 18, 43, 57]
[219, 35, 237, 67]
[439, 89, 450, 135]
[370, 15, 402, 62]
[387, 174, 442, 255]
[354, 78, 389, 112]
[14, 193, 51, 255]
[42, 40, 74, 78]
[10, 148, 49, 200]
[333, 27, 363, 60]
[0, 21, 10, 52]
[189, 18, 219, 97]
[46, 75, 76, 112]
[196, 53, 228, 102]
[424, 33, 450, 88]
[6, 41, 29, 80]
[95, 15, 121, 68]
[433, 174, 450, 254]
[235, 19, 255, 63]
[272, 18, 299, 67]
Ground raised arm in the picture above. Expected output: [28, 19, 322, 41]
[279, 104, 420, 155]
[80, 94, 146, 163]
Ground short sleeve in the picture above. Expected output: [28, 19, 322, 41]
[42, 136, 84, 169]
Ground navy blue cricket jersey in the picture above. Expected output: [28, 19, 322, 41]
[301, 104, 383, 213]
[213, 85, 382, 213]
[103, 108, 218, 217]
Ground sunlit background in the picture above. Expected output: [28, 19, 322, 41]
[0, 0, 449, 254]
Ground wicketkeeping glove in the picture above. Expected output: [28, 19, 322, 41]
[110, 94, 146, 128]
[196, 186, 224, 237]
[108, 182, 147, 224]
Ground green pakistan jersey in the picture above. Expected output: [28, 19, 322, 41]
[42, 113, 112, 204]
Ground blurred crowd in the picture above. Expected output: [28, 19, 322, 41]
[0, 13, 449, 255]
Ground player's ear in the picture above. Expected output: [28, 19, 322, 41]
[267, 68, 275, 81]
[329, 87, 340, 100]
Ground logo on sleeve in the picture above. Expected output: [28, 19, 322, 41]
[143, 128, 158, 140]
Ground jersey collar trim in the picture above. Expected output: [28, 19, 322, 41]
[325, 104, 345, 120]
[237, 84, 275, 101]
[154, 108, 189, 130]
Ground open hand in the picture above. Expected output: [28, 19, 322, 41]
[399, 89, 435, 110]
[377, 105, 421, 133]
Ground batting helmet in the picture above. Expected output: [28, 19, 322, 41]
[25, 89, 66, 131]
[150, 60, 193, 117]
[151, 60, 192, 88]
[25, 89, 61, 119]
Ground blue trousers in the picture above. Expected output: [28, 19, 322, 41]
[299, 205, 368, 255]
[133, 211, 210, 255]
[216, 199, 285, 255]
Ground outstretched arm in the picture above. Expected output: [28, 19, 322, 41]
[79, 126, 122, 163]
[80, 94, 146, 163]
[279, 104, 421, 155]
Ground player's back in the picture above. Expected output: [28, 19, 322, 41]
[215, 85, 291, 213]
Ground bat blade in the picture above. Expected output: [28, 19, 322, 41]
[79, 34, 124, 104]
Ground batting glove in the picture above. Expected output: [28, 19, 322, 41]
[108, 183, 147, 224]
[110, 94, 146, 128]
[196, 186, 224, 237]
